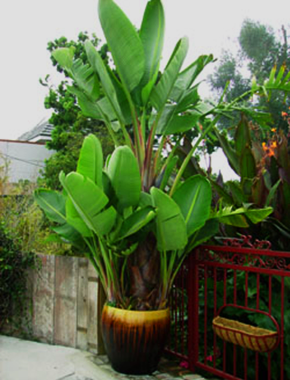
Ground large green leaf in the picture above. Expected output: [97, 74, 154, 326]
[244, 207, 273, 224]
[150, 37, 189, 111]
[139, 0, 164, 87]
[227, 181, 247, 205]
[170, 54, 214, 102]
[118, 206, 156, 240]
[98, 0, 145, 92]
[151, 187, 187, 251]
[175, 86, 200, 113]
[68, 86, 114, 124]
[52, 223, 83, 247]
[173, 175, 212, 236]
[240, 146, 257, 180]
[164, 114, 200, 135]
[90, 206, 117, 236]
[215, 131, 240, 174]
[155, 104, 176, 134]
[66, 198, 93, 237]
[159, 155, 179, 191]
[265, 179, 281, 207]
[51, 47, 74, 72]
[187, 219, 219, 252]
[53, 48, 100, 101]
[85, 41, 125, 123]
[59, 171, 109, 236]
[215, 207, 249, 228]
[71, 59, 100, 101]
[235, 115, 252, 156]
[215, 205, 272, 227]
[34, 189, 66, 224]
[107, 146, 141, 209]
[77, 134, 103, 189]
[108, 68, 133, 124]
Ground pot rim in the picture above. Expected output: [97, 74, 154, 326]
[103, 304, 170, 315]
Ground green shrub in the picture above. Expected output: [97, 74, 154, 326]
[0, 222, 36, 333]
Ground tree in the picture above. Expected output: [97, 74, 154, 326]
[209, 20, 290, 132]
[39, 32, 115, 190]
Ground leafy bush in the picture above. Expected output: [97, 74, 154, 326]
[212, 113, 290, 250]
[0, 222, 36, 333]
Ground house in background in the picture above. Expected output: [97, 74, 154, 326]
[18, 119, 54, 144]
[0, 119, 55, 184]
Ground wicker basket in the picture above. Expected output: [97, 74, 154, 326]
[212, 316, 278, 353]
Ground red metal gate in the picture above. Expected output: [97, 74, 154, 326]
[166, 241, 290, 380]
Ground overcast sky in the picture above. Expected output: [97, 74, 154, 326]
[0, 0, 289, 140]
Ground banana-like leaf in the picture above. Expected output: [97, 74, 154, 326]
[71, 59, 100, 101]
[52, 223, 84, 247]
[215, 130, 240, 174]
[170, 54, 214, 102]
[66, 197, 93, 237]
[51, 47, 75, 72]
[150, 37, 189, 111]
[244, 207, 273, 224]
[164, 114, 200, 135]
[118, 206, 156, 240]
[85, 41, 125, 123]
[139, 192, 153, 207]
[175, 86, 200, 113]
[141, 68, 159, 105]
[107, 146, 141, 209]
[53, 48, 100, 101]
[240, 146, 256, 180]
[59, 171, 109, 236]
[235, 115, 252, 157]
[173, 175, 212, 236]
[90, 206, 117, 236]
[68, 86, 113, 122]
[151, 187, 187, 251]
[264, 64, 290, 94]
[159, 155, 179, 191]
[213, 205, 272, 227]
[209, 179, 234, 205]
[34, 189, 66, 224]
[155, 104, 176, 135]
[186, 219, 219, 252]
[139, 0, 165, 87]
[98, 0, 145, 92]
[216, 210, 249, 228]
[108, 68, 133, 124]
[77, 134, 103, 189]
[221, 216, 249, 227]
[227, 181, 247, 206]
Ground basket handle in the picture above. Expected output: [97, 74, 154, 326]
[216, 303, 280, 337]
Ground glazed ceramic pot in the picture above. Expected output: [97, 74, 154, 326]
[101, 305, 170, 375]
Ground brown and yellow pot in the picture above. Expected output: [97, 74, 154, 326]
[101, 305, 171, 375]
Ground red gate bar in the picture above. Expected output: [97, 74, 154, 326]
[166, 241, 290, 380]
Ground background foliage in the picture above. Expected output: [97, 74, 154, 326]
[209, 20, 290, 133]
[39, 32, 116, 190]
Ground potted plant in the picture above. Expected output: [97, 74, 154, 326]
[35, 0, 273, 374]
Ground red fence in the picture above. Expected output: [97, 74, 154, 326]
[166, 242, 290, 380]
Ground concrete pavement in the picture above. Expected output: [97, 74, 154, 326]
[0, 335, 116, 380]
[0, 335, 210, 380]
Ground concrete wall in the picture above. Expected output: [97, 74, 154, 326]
[0, 140, 54, 183]
[30, 254, 105, 354]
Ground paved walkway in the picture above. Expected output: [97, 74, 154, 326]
[0, 335, 216, 380]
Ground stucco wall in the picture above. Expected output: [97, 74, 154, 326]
[0, 140, 54, 183]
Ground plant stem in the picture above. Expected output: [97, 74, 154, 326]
[169, 115, 220, 196]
